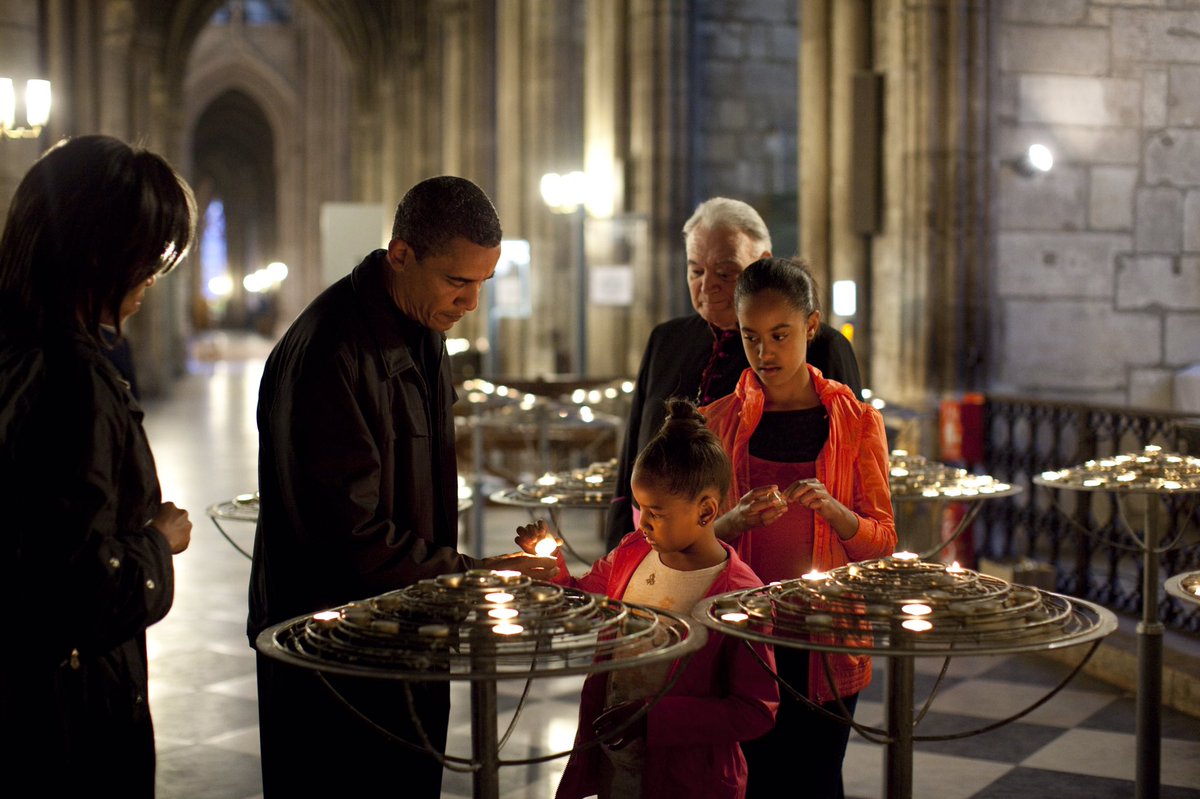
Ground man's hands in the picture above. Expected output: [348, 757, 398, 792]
[482, 551, 559, 579]
[150, 501, 192, 554]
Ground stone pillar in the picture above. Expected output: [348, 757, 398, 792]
[493, 0, 585, 377]
[799, 0, 871, 367]
[626, 0, 692, 325]
[808, 0, 989, 405]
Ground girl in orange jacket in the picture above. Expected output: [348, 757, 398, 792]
[701, 257, 896, 798]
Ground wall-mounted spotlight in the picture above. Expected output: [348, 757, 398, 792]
[1012, 143, 1054, 177]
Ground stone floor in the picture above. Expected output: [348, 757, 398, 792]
[137, 337, 1200, 798]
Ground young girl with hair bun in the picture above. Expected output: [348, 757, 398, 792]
[703, 257, 896, 798]
[517, 398, 778, 799]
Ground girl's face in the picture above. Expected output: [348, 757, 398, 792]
[631, 472, 718, 556]
[737, 289, 820, 393]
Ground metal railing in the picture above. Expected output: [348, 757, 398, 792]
[979, 396, 1200, 634]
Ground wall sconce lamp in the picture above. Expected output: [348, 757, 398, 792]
[0, 78, 52, 139]
[1012, 143, 1053, 177]
[540, 171, 589, 214]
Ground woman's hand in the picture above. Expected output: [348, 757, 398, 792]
[151, 501, 192, 554]
[784, 478, 860, 540]
[713, 485, 788, 542]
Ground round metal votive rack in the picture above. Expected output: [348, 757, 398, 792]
[694, 554, 1116, 799]
[207, 488, 474, 561]
[490, 459, 617, 564]
[257, 568, 705, 799]
[888, 450, 1021, 560]
[1165, 570, 1200, 608]
[1034, 446, 1200, 799]
[205, 491, 259, 560]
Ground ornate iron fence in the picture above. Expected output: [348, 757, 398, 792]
[979, 396, 1200, 634]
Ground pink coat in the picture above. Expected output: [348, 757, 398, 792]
[702, 365, 897, 701]
[552, 535, 779, 799]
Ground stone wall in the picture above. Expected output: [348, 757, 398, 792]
[692, 0, 799, 270]
[992, 1, 1200, 409]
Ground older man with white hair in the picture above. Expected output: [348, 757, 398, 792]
[604, 198, 862, 549]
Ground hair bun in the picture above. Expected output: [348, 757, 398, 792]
[661, 397, 706, 434]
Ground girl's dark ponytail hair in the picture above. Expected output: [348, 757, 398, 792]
[633, 398, 731, 499]
[734, 256, 819, 317]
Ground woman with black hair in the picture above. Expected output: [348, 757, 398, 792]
[0, 135, 196, 797]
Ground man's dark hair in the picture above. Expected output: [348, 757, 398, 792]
[0, 134, 195, 342]
[391, 176, 502, 260]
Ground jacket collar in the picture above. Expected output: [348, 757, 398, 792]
[350, 250, 440, 378]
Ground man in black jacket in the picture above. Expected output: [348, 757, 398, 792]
[249, 176, 554, 797]
[604, 198, 863, 549]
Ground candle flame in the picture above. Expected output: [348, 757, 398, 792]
[491, 569, 522, 579]
[946, 561, 964, 573]
[493, 623, 524, 636]
[902, 619, 933, 632]
[312, 611, 340, 621]
[901, 603, 932, 616]
[802, 570, 829, 581]
[489, 607, 519, 619]
[720, 612, 749, 624]
[534, 536, 559, 557]
[484, 592, 514, 604]
[892, 551, 919, 561]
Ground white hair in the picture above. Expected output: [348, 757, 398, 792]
[681, 197, 772, 252]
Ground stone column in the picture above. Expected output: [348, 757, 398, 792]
[626, 0, 691, 327]
[875, 0, 989, 401]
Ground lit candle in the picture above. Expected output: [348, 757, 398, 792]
[491, 569, 522, 581]
[534, 536, 559, 557]
[720, 612, 749, 624]
[901, 603, 932, 616]
[484, 591, 514, 604]
[493, 623, 524, 636]
[802, 570, 829, 581]
[901, 619, 933, 632]
[1145, 444, 1162, 453]
[892, 551, 919, 561]
[1040, 471, 1061, 481]
[540, 496, 560, 505]
[312, 610, 340, 628]
[585, 474, 604, 484]
[946, 561, 965, 574]
[489, 607, 519, 619]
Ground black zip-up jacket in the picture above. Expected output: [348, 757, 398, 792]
[248, 250, 476, 642]
[0, 327, 173, 797]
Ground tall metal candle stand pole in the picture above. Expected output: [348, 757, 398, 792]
[1035, 447, 1200, 799]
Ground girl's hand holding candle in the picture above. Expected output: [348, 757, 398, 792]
[515, 519, 561, 557]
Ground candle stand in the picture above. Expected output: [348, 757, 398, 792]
[206, 491, 259, 560]
[459, 383, 618, 559]
[695, 554, 1116, 799]
[257, 569, 704, 799]
[490, 459, 616, 564]
[207, 489, 472, 562]
[1164, 570, 1200, 608]
[1034, 447, 1200, 799]
[888, 451, 1021, 560]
